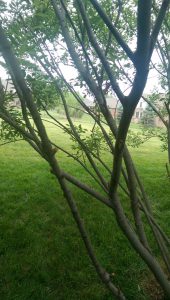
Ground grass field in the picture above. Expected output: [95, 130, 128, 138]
[0, 115, 169, 300]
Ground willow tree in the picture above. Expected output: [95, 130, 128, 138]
[0, 0, 170, 299]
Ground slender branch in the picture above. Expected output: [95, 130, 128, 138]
[89, 0, 135, 62]
[0, 24, 52, 156]
[35, 50, 109, 190]
[0, 109, 35, 141]
[151, 60, 167, 78]
[75, 0, 125, 105]
[157, 39, 168, 71]
[50, 141, 108, 191]
[123, 150, 150, 249]
[55, 81, 108, 190]
[0, 139, 23, 146]
[13, 80, 42, 148]
[51, 1, 107, 108]
[60, 0, 101, 88]
[150, 0, 170, 58]
[139, 198, 170, 273]
[47, 152, 127, 299]
[62, 171, 112, 208]
[142, 95, 167, 127]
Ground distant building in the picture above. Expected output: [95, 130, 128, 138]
[84, 95, 166, 128]
[154, 115, 165, 127]
[132, 96, 167, 128]
[105, 95, 119, 117]
[132, 99, 147, 123]
[83, 98, 95, 110]
[83, 95, 119, 118]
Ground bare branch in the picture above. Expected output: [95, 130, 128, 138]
[89, 0, 135, 63]
[62, 171, 112, 208]
[150, 0, 170, 58]
[75, 0, 125, 104]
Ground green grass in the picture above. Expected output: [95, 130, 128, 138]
[0, 117, 169, 300]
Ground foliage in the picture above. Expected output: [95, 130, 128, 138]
[67, 123, 112, 158]
[26, 73, 60, 110]
[126, 127, 168, 150]
[158, 131, 168, 152]
[0, 89, 25, 142]
[0, 112, 23, 142]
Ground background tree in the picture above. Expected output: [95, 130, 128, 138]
[140, 105, 156, 127]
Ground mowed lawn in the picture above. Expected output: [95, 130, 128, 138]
[0, 115, 169, 300]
